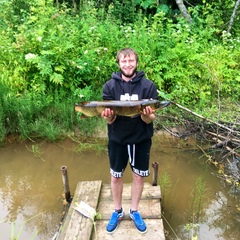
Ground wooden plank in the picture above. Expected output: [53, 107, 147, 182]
[98, 198, 161, 220]
[91, 219, 165, 240]
[57, 181, 102, 240]
[98, 183, 162, 220]
[100, 182, 161, 200]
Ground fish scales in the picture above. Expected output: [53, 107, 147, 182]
[75, 100, 170, 117]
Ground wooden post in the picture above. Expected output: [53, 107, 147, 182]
[152, 162, 159, 186]
[61, 166, 71, 203]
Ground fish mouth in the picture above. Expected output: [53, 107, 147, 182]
[159, 100, 171, 109]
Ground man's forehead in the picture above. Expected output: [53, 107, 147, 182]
[119, 53, 136, 60]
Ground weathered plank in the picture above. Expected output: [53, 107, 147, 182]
[94, 183, 165, 239]
[98, 198, 161, 220]
[98, 183, 162, 220]
[56, 181, 165, 240]
[57, 180, 102, 240]
[91, 219, 165, 240]
[100, 182, 161, 200]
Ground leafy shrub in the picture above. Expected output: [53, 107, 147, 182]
[0, 0, 239, 143]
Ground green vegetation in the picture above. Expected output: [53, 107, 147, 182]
[0, 0, 239, 143]
[0, 213, 43, 240]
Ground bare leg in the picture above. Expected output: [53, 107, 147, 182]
[131, 172, 144, 211]
[111, 175, 123, 210]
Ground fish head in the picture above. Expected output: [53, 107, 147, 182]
[142, 100, 170, 110]
[156, 100, 171, 109]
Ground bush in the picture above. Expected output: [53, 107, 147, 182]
[0, 0, 239, 143]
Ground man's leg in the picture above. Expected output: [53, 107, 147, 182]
[129, 173, 147, 233]
[130, 172, 144, 211]
[106, 141, 127, 234]
[106, 176, 124, 234]
[111, 175, 123, 210]
[129, 140, 151, 233]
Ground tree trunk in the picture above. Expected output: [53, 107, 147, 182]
[175, 0, 192, 23]
[227, 0, 240, 33]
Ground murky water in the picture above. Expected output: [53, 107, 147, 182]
[0, 134, 239, 240]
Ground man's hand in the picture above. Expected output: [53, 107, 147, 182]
[141, 106, 155, 124]
[101, 108, 116, 124]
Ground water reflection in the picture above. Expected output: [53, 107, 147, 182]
[0, 135, 239, 240]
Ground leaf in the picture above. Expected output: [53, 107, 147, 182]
[50, 72, 64, 85]
[54, 65, 66, 73]
[226, 179, 232, 184]
[40, 50, 54, 55]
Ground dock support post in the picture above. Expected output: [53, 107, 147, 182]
[152, 161, 159, 186]
[61, 165, 71, 203]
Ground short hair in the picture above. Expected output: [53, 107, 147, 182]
[116, 48, 138, 64]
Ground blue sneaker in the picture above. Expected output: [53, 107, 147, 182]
[106, 209, 124, 234]
[129, 210, 147, 233]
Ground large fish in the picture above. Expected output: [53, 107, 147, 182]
[75, 99, 170, 117]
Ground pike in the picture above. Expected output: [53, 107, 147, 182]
[75, 99, 170, 117]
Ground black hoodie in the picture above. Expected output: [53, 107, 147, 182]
[102, 71, 158, 145]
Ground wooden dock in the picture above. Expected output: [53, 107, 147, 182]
[56, 181, 165, 240]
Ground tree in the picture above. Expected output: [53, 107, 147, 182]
[227, 0, 240, 33]
[175, 0, 192, 23]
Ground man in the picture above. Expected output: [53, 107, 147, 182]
[101, 48, 158, 234]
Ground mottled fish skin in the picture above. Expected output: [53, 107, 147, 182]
[75, 100, 170, 117]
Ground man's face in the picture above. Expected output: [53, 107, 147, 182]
[118, 53, 138, 79]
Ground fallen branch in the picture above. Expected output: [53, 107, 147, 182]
[162, 126, 181, 138]
[211, 139, 230, 149]
[170, 100, 239, 135]
[212, 137, 240, 157]
[206, 131, 240, 144]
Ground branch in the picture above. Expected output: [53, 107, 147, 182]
[170, 100, 239, 134]
[206, 131, 240, 144]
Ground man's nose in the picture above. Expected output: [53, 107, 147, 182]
[125, 60, 131, 66]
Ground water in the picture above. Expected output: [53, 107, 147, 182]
[0, 135, 239, 240]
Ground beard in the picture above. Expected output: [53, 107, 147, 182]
[120, 66, 137, 79]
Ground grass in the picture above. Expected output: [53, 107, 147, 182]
[1, 213, 43, 240]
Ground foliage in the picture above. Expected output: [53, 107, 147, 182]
[0, 0, 240, 143]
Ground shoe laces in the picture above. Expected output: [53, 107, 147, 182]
[109, 211, 121, 224]
[132, 211, 144, 224]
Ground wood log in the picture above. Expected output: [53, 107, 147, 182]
[61, 166, 71, 203]
[152, 162, 159, 186]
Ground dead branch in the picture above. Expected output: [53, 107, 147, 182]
[211, 139, 230, 149]
[215, 139, 240, 157]
[206, 131, 240, 144]
[170, 100, 240, 135]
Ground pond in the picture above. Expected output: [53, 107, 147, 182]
[0, 134, 239, 240]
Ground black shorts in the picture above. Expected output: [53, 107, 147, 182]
[108, 139, 152, 178]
